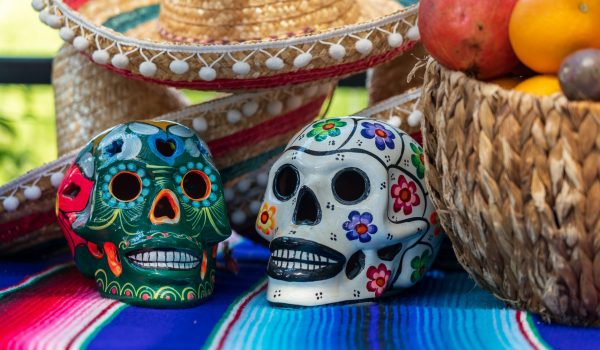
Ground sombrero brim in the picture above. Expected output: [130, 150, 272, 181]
[35, 0, 420, 90]
[0, 81, 333, 256]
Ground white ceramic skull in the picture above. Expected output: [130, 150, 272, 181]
[255, 117, 444, 306]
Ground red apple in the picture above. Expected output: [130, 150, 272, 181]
[418, 0, 520, 80]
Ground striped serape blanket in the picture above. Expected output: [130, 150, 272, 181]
[1, 236, 598, 350]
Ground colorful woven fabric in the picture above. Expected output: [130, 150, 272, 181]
[1, 236, 599, 350]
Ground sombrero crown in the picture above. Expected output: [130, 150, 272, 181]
[34, 0, 420, 90]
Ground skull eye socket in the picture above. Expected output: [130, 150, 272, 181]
[110, 171, 142, 202]
[273, 164, 299, 201]
[182, 170, 211, 201]
[332, 168, 370, 204]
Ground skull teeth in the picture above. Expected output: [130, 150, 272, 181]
[270, 249, 336, 270]
[127, 250, 199, 270]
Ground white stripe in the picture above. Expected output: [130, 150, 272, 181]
[0, 262, 72, 298]
[518, 311, 550, 350]
[68, 302, 128, 349]
[205, 279, 267, 350]
[54, 1, 417, 53]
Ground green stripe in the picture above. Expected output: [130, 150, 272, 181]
[220, 146, 284, 184]
[525, 313, 552, 350]
[81, 303, 129, 349]
[102, 5, 159, 33]
[202, 277, 267, 350]
[0, 262, 72, 300]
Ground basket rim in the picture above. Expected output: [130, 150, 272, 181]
[429, 59, 600, 113]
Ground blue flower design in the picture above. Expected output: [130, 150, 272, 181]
[343, 211, 378, 243]
[360, 122, 396, 150]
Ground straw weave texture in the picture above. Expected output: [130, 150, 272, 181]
[53, 45, 189, 156]
[421, 60, 600, 325]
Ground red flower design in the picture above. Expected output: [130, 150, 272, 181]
[366, 263, 391, 297]
[391, 175, 420, 215]
[430, 211, 444, 237]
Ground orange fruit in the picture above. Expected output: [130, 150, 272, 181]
[509, 0, 600, 74]
[513, 75, 561, 96]
[489, 77, 523, 89]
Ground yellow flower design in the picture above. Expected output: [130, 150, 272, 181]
[256, 203, 276, 235]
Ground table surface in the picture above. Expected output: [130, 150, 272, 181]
[1, 235, 598, 350]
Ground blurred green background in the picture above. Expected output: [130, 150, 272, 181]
[0, 0, 369, 184]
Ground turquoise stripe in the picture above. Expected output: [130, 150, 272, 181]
[215, 272, 540, 350]
[220, 146, 284, 184]
[102, 5, 159, 33]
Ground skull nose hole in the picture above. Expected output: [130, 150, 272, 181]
[154, 197, 176, 219]
[156, 139, 176, 157]
[150, 190, 180, 224]
[293, 187, 321, 225]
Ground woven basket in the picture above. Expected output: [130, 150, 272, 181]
[421, 60, 600, 325]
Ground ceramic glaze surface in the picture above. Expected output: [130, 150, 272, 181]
[56, 121, 231, 307]
[256, 117, 443, 306]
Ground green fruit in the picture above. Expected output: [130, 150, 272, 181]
[559, 49, 600, 101]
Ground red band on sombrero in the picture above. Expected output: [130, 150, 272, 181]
[101, 42, 416, 91]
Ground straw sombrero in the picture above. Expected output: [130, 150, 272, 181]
[32, 0, 420, 90]
[0, 44, 333, 256]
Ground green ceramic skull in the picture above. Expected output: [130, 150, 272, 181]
[56, 120, 231, 307]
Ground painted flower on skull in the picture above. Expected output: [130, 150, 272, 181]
[430, 211, 444, 237]
[410, 250, 432, 283]
[343, 211, 378, 243]
[360, 122, 396, 150]
[256, 203, 277, 235]
[307, 119, 347, 142]
[410, 143, 425, 179]
[366, 263, 391, 297]
[391, 175, 420, 215]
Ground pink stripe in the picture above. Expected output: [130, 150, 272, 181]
[0, 267, 117, 349]
[99, 42, 416, 91]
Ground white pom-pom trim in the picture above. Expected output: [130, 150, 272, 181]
[355, 39, 373, 54]
[38, 10, 49, 24]
[387, 33, 404, 48]
[198, 67, 216, 81]
[223, 188, 235, 202]
[328, 44, 346, 60]
[232, 61, 251, 75]
[266, 57, 284, 70]
[24, 186, 42, 200]
[226, 110, 242, 124]
[139, 61, 157, 77]
[45, 14, 63, 29]
[293, 53, 312, 68]
[169, 59, 189, 75]
[249, 201, 261, 214]
[242, 101, 259, 117]
[192, 117, 208, 132]
[236, 179, 251, 192]
[286, 95, 302, 110]
[267, 100, 283, 115]
[231, 210, 247, 225]
[304, 85, 318, 97]
[388, 116, 402, 128]
[407, 110, 423, 127]
[111, 54, 129, 69]
[31, 0, 46, 11]
[92, 49, 110, 64]
[256, 172, 269, 186]
[3, 196, 19, 212]
[50, 172, 64, 188]
[59, 27, 75, 42]
[73, 36, 89, 51]
[407, 27, 420, 41]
